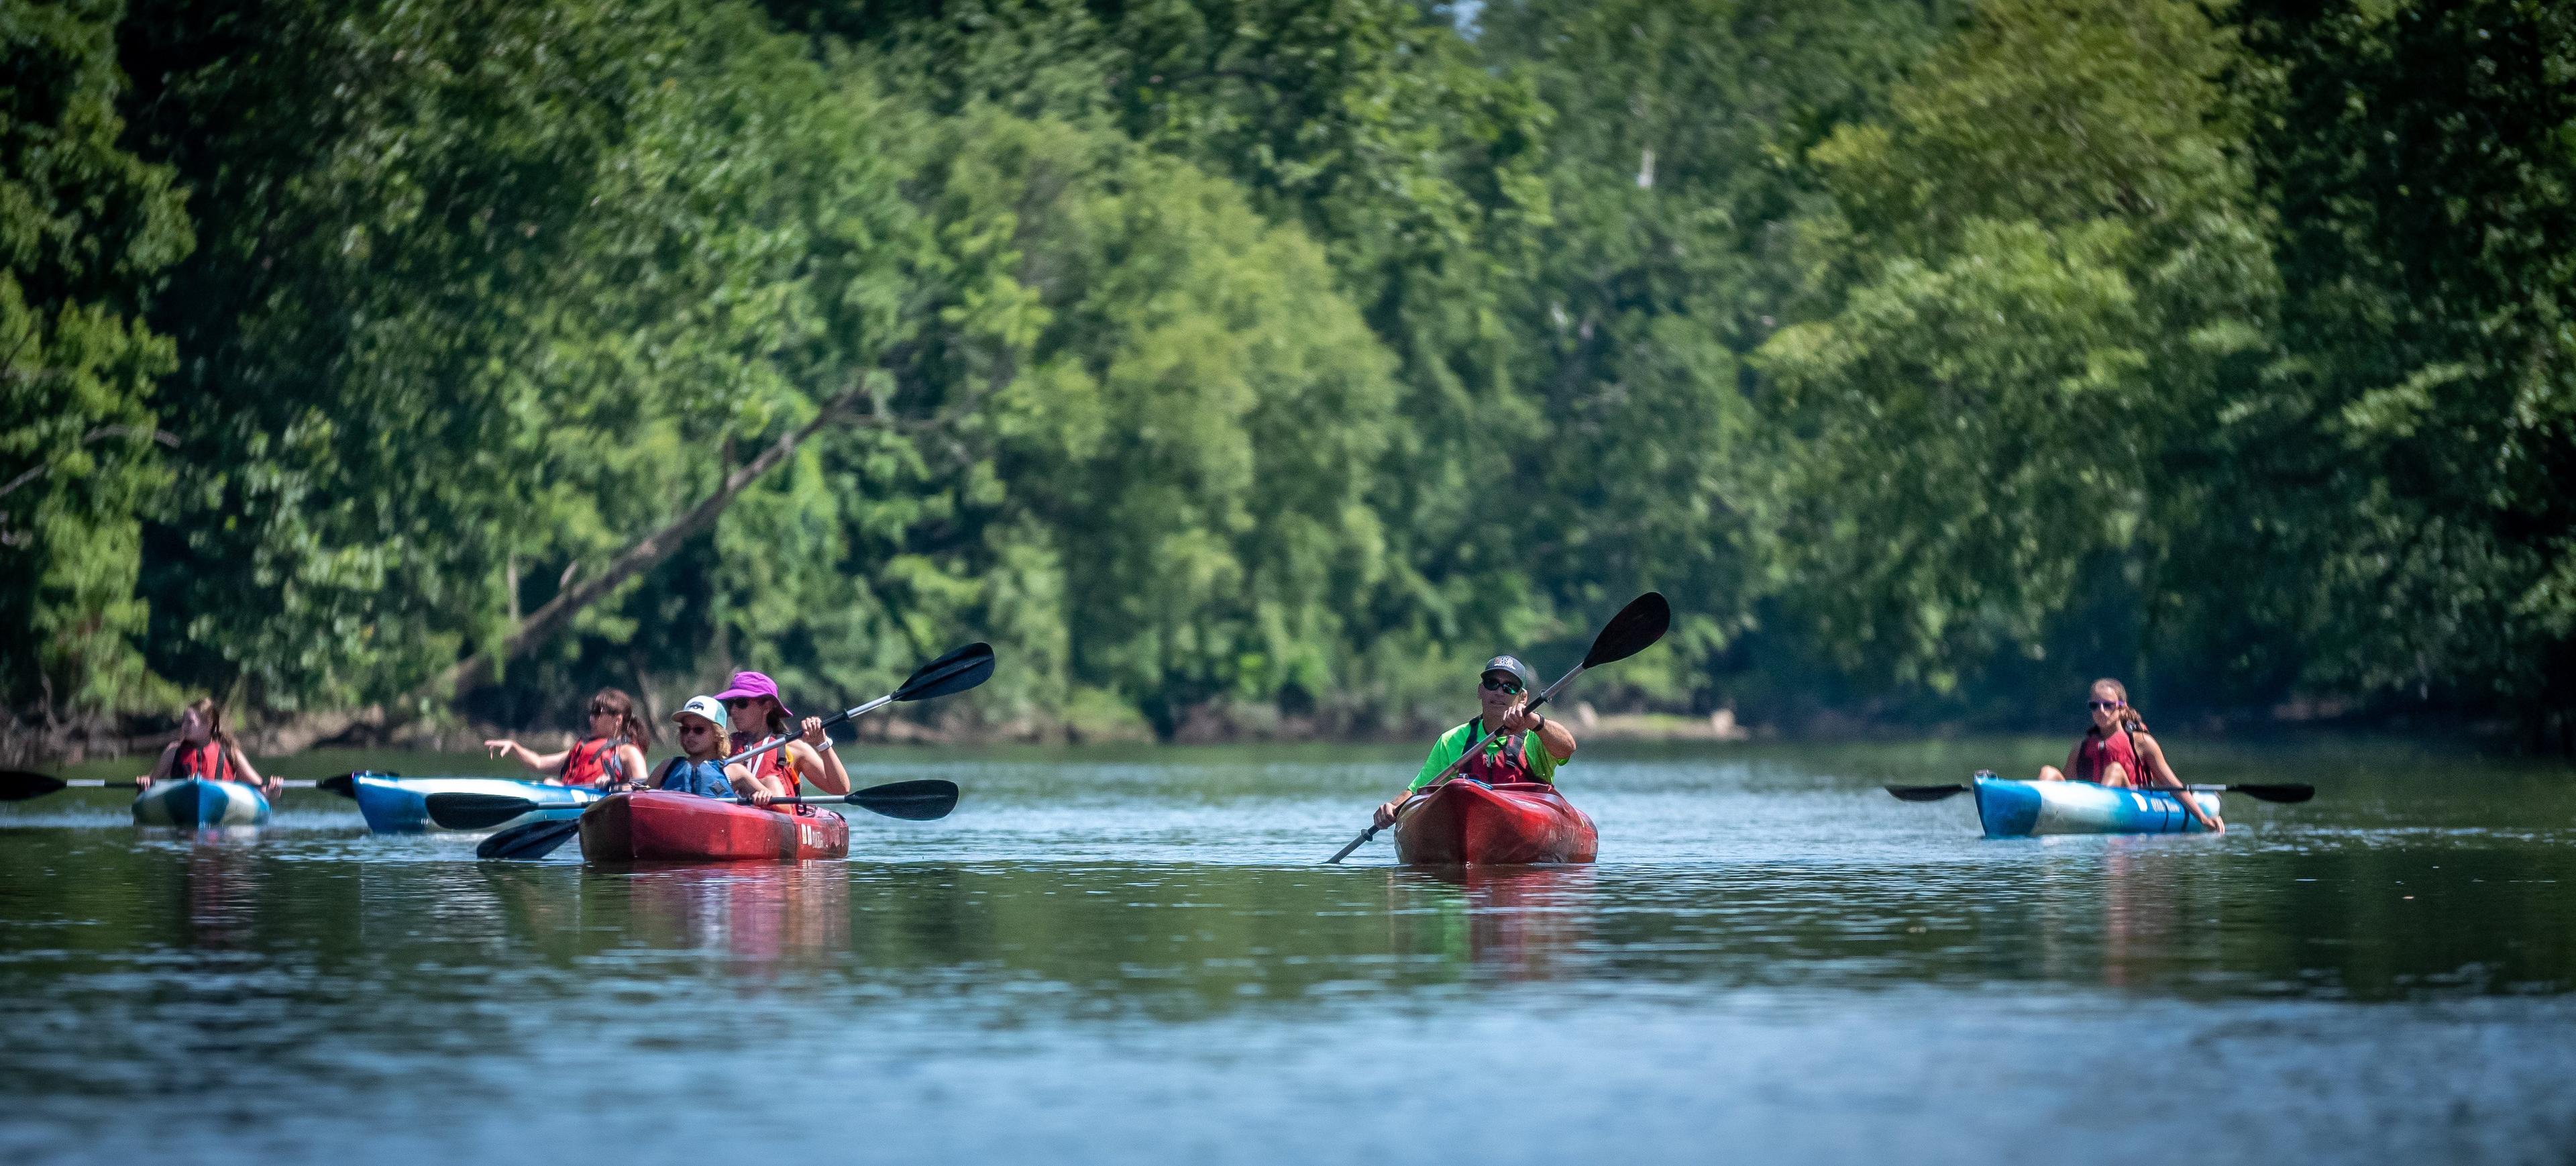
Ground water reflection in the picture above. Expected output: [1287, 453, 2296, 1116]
[1396, 866, 1597, 982]
[174, 830, 265, 949]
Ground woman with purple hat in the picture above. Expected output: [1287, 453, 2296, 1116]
[712, 671, 851, 806]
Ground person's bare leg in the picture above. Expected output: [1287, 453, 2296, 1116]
[2037, 765, 2067, 782]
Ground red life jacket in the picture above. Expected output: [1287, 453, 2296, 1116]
[173, 741, 234, 783]
[2075, 726, 2144, 786]
[559, 737, 627, 787]
[730, 731, 808, 813]
[1455, 721, 1542, 786]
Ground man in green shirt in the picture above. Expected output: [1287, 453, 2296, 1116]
[1372, 655, 1580, 829]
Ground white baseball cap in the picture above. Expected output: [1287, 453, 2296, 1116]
[672, 694, 731, 733]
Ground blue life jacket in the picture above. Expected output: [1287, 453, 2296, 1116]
[655, 756, 735, 800]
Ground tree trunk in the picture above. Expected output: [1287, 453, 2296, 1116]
[417, 384, 869, 702]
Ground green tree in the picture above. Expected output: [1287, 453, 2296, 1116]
[0, 0, 193, 732]
[119, 0, 918, 716]
[1758, 0, 2279, 697]
[2227, 0, 2576, 732]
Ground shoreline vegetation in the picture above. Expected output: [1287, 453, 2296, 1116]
[8, 0, 2573, 765]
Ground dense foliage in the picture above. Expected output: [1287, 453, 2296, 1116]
[4, 0, 2572, 749]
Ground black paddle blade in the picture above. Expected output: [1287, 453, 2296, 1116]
[1886, 784, 1972, 802]
[476, 817, 583, 860]
[316, 772, 361, 798]
[894, 642, 996, 703]
[1581, 592, 1672, 669]
[2233, 783, 2316, 804]
[427, 792, 545, 831]
[845, 779, 960, 821]
[0, 770, 68, 802]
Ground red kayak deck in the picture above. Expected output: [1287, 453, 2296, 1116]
[578, 790, 851, 862]
[1392, 780, 1598, 865]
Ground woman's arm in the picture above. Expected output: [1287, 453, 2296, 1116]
[726, 763, 775, 805]
[229, 745, 276, 795]
[144, 743, 178, 786]
[792, 721, 850, 795]
[2047, 741, 2082, 781]
[2135, 733, 2221, 831]
[614, 744, 649, 790]
[482, 739, 568, 777]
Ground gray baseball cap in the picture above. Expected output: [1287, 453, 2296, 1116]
[1479, 655, 1537, 693]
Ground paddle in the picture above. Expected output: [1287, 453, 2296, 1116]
[0, 769, 356, 802]
[1326, 592, 1673, 864]
[474, 643, 995, 859]
[1884, 781, 2317, 804]
[431, 778, 961, 831]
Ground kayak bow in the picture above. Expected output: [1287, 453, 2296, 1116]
[352, 772, 600, 833]
[1392, 780, 1598, 865]
[131, 777, 271, 827]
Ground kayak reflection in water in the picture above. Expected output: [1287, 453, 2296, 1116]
[713, 671, 849, 809]
[648, 696, 755, 800]
[138, 697, 280, 799]
[1373, 655, 1580, 829]
[481, 687, 652, 789]
[2035, 677, 2221, 833]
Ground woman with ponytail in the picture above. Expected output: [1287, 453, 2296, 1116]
[2037, 678, 2222, 832]
[138, 698, 278, 798]
[484, 688, 653, 789]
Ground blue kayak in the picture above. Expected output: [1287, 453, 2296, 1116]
[351, 772, 601, 833]
[131, 777, 272, 827]
[1972, 776, 2222, 837]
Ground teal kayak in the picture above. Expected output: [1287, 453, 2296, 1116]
[131, 777, 271, 827]
[1973, 776, 2221, 837]
[351, 772, 599, 833]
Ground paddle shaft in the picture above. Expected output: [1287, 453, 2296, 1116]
[62, 778, 321, 790]
[1886, 780, 2314, 804]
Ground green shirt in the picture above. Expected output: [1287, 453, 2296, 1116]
[1408, 719, 1563, 792]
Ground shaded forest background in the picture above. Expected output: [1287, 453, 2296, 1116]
[6, 0, 2573, 754]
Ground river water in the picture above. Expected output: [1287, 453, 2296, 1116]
[4, 737, 2574, 1165]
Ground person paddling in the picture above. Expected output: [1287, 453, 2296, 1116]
[137, 698, 279, 799]
[649, 696, 758, 799]
[2037, 678, 2222, 833]
[482, 688, 652, 790]
[1371, 655, 1579, 830]
[713, 672, 850, 808]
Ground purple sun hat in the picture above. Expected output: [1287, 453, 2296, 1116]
[712, 671, 794, 721]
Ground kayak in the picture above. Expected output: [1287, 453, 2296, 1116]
[351, 772, 600, 833]
[1393, 780, 1598, 865]
[131, 777, 271, 827]
[1972, 776, 2222, 837]
[576, 790, 849, 862]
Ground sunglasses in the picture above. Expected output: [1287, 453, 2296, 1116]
[1481, 676, 1525, 696]
[2087, 699, 2123, 710]
[588, 705, 617, 717]
[723, 697, 762, 710]
[678, 723, 717, 735]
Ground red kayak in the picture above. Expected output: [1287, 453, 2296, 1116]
[577, 790, 850, 862]
[1392, 780, 1598, 865]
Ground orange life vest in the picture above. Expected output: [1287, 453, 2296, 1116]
[173, 741, 235, 783]
[559, 737, 627, 787]
[2076, 726, 2144, 785]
